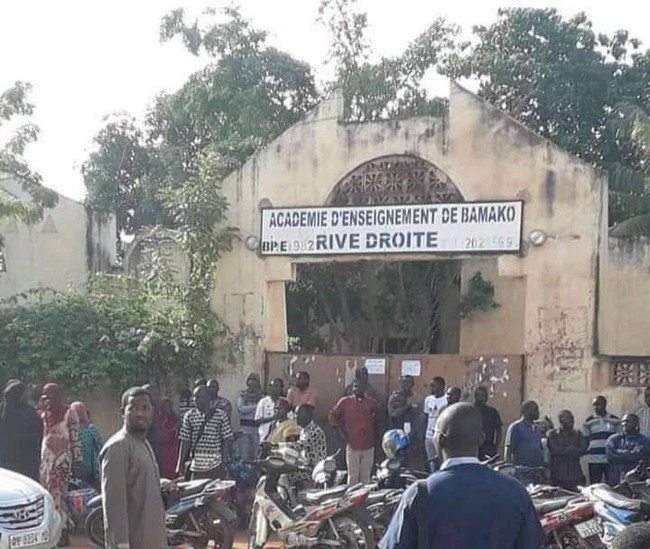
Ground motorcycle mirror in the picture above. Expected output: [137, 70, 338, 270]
[323, 459, 337, 473]
[387, 459, 401, 472]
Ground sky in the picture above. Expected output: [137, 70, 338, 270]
[0, 0, 649, 200]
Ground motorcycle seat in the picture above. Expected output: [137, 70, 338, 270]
[534, 496, 576, 515]
[177, 479, 211, 498]
[366, 489, 393, 505]
[590, 484, 650, 514]
[299, 485, 349, 505]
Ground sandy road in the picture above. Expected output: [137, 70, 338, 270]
[69, 532, 282, 548]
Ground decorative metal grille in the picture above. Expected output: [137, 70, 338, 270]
[327, 155, 463, 206]
[612, 359, 650, 387]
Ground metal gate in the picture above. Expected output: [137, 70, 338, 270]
[265, 352, 525, 428]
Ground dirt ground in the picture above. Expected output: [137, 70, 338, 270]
[69, 532, 280, 548]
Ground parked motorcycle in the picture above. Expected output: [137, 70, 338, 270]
[84, 478, 237, 548]
[248, 454, 376, 549]
[576, 460, 650, 546]
[539, 497, 605, 548]
[486, 464, 604, 548]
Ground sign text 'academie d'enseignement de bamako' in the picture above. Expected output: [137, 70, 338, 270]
[260, 200, 523, 256]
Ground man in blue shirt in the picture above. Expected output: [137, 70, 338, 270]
[505, 400, 545, 484]
[606, 413, 649, 485]
[380, 403, 543, 549]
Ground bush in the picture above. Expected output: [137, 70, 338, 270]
[0, 274, 214, 393]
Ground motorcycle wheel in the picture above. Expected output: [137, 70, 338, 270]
[248, 503, 268, 549]
[545, 527, 601, 549]
[187, 509, 234, 549]
[84, 507, 105, 547]
[321, 508, 376, 549]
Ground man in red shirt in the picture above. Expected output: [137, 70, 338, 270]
[329, 379, 378, 484]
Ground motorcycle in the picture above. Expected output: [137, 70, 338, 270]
[486, 461, 604, 548]
[580, 462, 650, 546]
[248, 454, 376, 548]
[84, 477, 237, 548]
[539, 497, 605, 548]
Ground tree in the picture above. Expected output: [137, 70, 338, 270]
[318, 0, 460, 121]
[84, 7, 319, 241]
[82, 115, 161, 236]
[449, 8, 650, 225]
[0, 82, 57, 242]
[286, 0, 464, 353]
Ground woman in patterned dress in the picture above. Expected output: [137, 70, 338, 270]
[39, 384, 81, 547]
[70, 401, 103, 488]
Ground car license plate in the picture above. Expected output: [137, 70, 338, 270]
[575, 519, 601, 539]
[10, 530, 50, 548]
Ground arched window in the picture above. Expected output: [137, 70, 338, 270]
[326, 154, 463, 206]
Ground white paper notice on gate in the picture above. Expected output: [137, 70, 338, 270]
[364, 358, 386, 375]
[401, 360, 421, 377]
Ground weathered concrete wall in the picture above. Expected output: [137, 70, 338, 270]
[599, 237, 650, 357]
[0, 179, 117, 301]
[211, 82, 607, 425]
[449, 83, 606, 424]
[460, 257, 526, 355]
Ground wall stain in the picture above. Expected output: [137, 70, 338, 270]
[544, 170, 557, 217]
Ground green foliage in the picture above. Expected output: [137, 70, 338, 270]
[0, 151, 235, 393]
[82, 115, 161, 235]
[460, 272, 499, 319]
[449, 8, 650, 224]
[0, 82, 58, 244]
[319, 0, 459, 121]
[0, 275, 206, 393]
[84, 7, 318, 241]
[288, 261, 459, 353]
[609, 214, 650, 237]
[162, 148, 234, 366]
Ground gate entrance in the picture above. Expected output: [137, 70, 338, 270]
[265, 351, 525, 428]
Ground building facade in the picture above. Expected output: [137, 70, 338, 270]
[211, 82, 650, 421]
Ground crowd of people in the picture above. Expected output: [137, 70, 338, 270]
[0, 380, 103, 546]
[2, 368, 650, 547]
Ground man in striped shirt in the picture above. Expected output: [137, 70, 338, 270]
[582, 395, 620, 484]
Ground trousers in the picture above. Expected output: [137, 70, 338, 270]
[589, 463, 610, 485]
[346, 446, 374, 484]
[425, 437, 440, 472]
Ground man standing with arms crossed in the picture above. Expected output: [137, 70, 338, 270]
[101, 387, 167, 549]
[329, 379, 378, 484]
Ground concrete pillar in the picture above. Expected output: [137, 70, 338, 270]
[265, 280, 288, 352]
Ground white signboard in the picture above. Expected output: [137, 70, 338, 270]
[401, 359, 421, 377]
[364, 358, 386, 375]
[260, 201, 523, 256]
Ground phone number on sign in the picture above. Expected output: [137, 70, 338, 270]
[260, 234, 518, 254]
[455, 236, 516, 250]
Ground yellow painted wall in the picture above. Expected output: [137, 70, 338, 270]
[210, 82, 610, 426]
[599, 237, 650, 357]
[0, 179, 116, 301]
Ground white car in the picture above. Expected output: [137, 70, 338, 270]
[0, 468, 62, 549]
